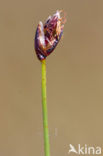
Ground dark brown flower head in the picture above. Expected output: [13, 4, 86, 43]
[34, 10, 66, 60]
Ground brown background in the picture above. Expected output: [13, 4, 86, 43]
[0, 0, 103, 156]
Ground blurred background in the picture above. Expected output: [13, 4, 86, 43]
[0, 0, 103, 155]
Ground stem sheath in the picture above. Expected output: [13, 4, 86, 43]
[41, 59, 50, 156]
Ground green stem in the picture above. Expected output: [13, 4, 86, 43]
[41, 59, 50, 156]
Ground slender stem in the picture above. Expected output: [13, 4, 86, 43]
[41, 59, 50, 156]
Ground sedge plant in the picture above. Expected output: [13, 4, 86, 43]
[34, 10, 66, 156]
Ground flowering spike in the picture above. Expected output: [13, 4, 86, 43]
[34, 10, 66, 60]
